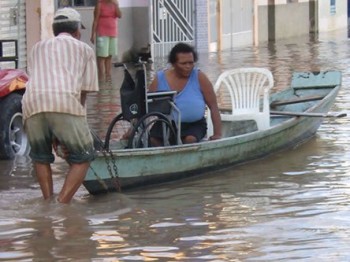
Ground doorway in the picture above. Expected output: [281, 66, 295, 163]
[209, 0, 254, 52]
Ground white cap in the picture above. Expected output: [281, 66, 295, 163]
[53, 7, 81, 24]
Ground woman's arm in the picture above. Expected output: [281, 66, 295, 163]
[114, 0, 122, 18]
[90, 2, 101, 44]
[198, 71, 222, 140]
[148, 76, 159, 92]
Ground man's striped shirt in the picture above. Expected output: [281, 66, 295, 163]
[23, 33, 99, 120]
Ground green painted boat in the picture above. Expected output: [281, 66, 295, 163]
[83, 70, 343, 195]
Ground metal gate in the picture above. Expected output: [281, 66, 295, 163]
[152, 0, 195, 58]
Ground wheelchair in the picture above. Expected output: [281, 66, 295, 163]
[103, 62, 181, 150]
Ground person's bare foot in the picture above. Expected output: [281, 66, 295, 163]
[106, 75, 112, 83]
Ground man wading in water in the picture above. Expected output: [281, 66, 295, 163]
[22, 8, 99, 203]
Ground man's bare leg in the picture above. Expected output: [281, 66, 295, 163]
[57, 162, 90, 204]
[34, 162, 54, 199]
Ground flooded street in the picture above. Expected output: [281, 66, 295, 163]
[2, 29, 350, 261]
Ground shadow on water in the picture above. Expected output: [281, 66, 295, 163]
[1, 29, 350, 260]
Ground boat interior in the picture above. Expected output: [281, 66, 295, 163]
[101, 68, 340, 151]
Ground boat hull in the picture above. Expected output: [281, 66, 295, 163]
[84, 71, 342, 194]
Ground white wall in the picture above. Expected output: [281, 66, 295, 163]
[40, 0, 55, 39]
[318, 0, 347, 32]
[25, 0, 151, 64]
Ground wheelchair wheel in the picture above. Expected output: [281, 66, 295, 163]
[104, 113, 133, 150]
[127, 112, 177, 148]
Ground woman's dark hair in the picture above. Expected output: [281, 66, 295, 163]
[52, 16, 79, 36]
[168, 42, 198, 64]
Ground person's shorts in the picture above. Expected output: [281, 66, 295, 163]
[180, 118, 207, 142]
[151, 117, 207, 143]
[96, 36, 117, 57]
[24, 112, 96, 164]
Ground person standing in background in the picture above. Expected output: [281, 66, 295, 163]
[90, 0, 122, 83]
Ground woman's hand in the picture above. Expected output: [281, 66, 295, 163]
[114, 0, 122, 18]
[90, 32, 96, 44]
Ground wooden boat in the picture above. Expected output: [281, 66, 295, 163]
[83, 70, 343, 195]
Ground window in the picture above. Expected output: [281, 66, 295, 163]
[57, 0, 96, 8]
[330, 0, 336, 15]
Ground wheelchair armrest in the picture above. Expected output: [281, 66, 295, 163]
[146, 91, 177, 114]
[147, 97, 173, 114]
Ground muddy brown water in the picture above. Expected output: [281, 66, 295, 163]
[1, 30, 350, 261]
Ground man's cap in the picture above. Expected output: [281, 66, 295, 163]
[53, 8, 86, 29]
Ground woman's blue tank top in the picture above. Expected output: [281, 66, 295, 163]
[156, 69, 206, 122]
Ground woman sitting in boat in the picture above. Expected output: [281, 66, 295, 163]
[148, 42, 222, 145]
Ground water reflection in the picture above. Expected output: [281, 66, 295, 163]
[0, 156, 34, 191]
[0, 204, 99, 261]
[1, 29, 350, 260]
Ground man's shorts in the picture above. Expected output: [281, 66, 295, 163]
[96, 36, 117, 57]
[24, 112, 96, 164]
[151, 117, 207, 144]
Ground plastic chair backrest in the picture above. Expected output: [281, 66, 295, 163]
[207, 67, 273, 137]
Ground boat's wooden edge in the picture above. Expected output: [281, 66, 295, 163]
[270, 95, 325, 107]
[270, 110, 347, 118]
[291, 71, 342, 88]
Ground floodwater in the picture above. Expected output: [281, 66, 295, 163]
[1, 29, 350, 261]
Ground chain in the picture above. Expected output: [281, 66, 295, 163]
[88, 149, 121, 193]
[89, 165, 110, 192]
[101, 148, 121, 192]
[109, 150, 120, 187]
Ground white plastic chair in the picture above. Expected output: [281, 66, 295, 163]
[207, 67, 274, 137]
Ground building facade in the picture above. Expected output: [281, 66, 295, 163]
[0, 0, 348, 69]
